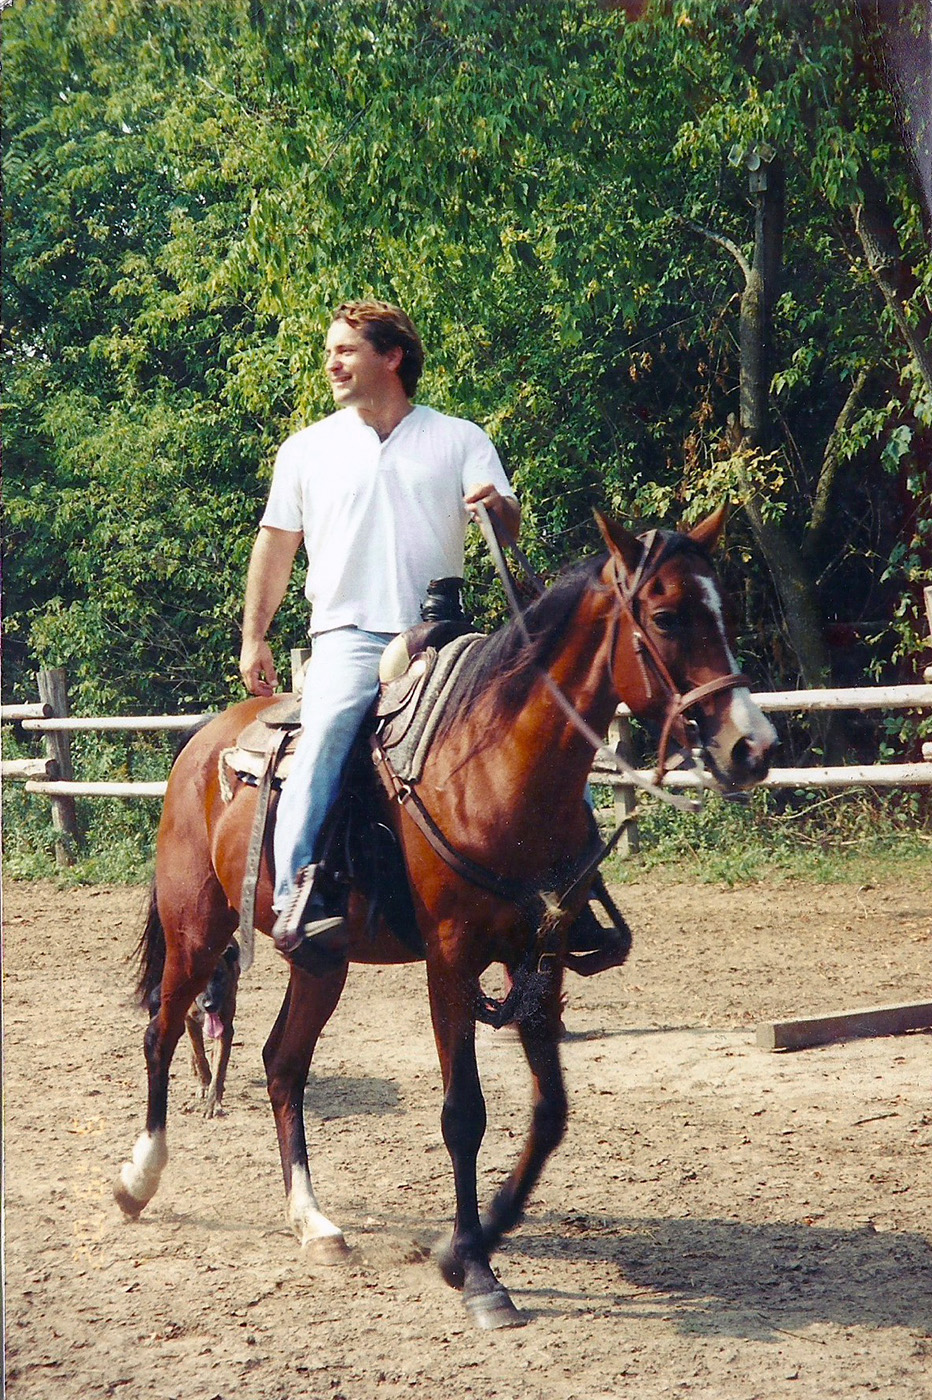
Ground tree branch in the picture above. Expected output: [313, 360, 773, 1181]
[680, 217, 752, 283]
[802, 365, 872, 566]
[850, 164, 932, 399]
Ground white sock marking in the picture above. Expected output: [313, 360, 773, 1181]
[287, 1164, 344, 1245]
[119, 1129, 168, 1204]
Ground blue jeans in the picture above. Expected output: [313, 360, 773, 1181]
[273, 626, 395, 909]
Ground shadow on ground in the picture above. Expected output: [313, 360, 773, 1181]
[509, 1212, 932, 1337]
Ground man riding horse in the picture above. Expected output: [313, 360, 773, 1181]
[238, 300, 521, 964]
[118, 365, 778, 1321]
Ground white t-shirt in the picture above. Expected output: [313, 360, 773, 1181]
[260, 404, 515, 635]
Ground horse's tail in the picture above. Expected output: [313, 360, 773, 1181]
[134, 879, 166, 1013]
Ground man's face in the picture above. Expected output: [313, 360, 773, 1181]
[324, 319, 402, 409]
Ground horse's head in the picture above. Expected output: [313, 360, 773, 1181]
[595, 507, 778, 792]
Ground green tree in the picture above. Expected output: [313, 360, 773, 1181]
[4, 0, 929, 769]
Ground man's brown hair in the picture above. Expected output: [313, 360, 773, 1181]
[332, 300, 425, 397]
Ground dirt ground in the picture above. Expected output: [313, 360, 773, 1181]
[3, 874, 931, 1400]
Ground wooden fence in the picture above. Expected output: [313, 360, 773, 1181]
[3, 659, 932, 866]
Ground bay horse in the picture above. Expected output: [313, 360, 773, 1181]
[114, 507, 777, 1329]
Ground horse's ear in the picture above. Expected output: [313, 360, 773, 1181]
[593, 508, 644, 574]
[684, 505, 728, 551]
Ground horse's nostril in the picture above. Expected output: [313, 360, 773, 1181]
[730, 732, 779, 782]
[731, 737, 752, 769]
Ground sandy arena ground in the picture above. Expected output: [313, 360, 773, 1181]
[3, 874, 931, 1400]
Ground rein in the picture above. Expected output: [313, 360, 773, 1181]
[473, 504, 746, 811]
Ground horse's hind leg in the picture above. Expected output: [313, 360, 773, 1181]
[263, 963, 350, 1263]
[114, 889, 235, 1218]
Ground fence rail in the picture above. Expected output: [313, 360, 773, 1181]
[4, 670, 932, 865]
[18, 713, 214, 733]
[21, 780, 169, 798]
[591, 760, 932, 790]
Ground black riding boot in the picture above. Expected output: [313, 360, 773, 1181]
[272, 864, 349, 969]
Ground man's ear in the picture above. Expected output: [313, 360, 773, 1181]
[593, 508, 644, 575]
[383, 344, 404, 375]
[683, 505, 728, 551]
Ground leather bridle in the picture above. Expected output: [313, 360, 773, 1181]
[474, 505, 747, 801]
[605, 527, 749, 782]
[372, 507, 750, 1027]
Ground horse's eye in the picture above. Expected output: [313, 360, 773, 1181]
[651, 610, 680, 634]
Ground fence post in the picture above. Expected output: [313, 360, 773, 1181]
[290, 647, 312, 695]
[607, 715, 639, 856]
[36, 668, 80, 865]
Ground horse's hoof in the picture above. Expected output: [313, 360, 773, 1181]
[305, 1234, 350, 1266]
[113, 1179, 146, 1220]
[464, 1287, 526, 1330]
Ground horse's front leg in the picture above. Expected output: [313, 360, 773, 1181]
[484, 966, 568, 1252]
[428, 958, 526, 1330]
[438, 964, 567, 1287]
[263, 962, 350, 1264]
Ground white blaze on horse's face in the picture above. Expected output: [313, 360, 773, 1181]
[694, 575, 778, 790]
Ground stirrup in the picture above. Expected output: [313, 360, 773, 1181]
[564, 877, 632, 977]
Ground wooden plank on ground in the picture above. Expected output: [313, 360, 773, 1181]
[757, 1000, 932, 1052]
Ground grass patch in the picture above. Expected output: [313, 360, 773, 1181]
[2, 725, 162, 885]
[2, 797, 157, 885]
[597, 786, 932, 887]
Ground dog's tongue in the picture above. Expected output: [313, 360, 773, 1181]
[205, 1012, 225, 1041]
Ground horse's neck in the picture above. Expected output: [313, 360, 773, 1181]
[428, 590, 618, 867]
[510, 624, 619, 798]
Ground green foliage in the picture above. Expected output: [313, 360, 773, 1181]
[3, 0, 930, 872]
[1, 724, 162, 882]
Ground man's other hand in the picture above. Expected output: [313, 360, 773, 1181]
[239, 639, 279, 696]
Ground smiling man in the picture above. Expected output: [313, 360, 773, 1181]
[239, 300, 519, 963]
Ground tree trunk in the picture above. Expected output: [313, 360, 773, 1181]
[851, 162, 932, 399]
[735, 163, 845, 759]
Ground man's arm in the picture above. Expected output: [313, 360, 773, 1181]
[464, 483, 521, 544]
[239, 526, 304, 695]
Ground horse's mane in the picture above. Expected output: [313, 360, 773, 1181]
[434, 555, 606, 747]
[434, 530, 719, 748]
